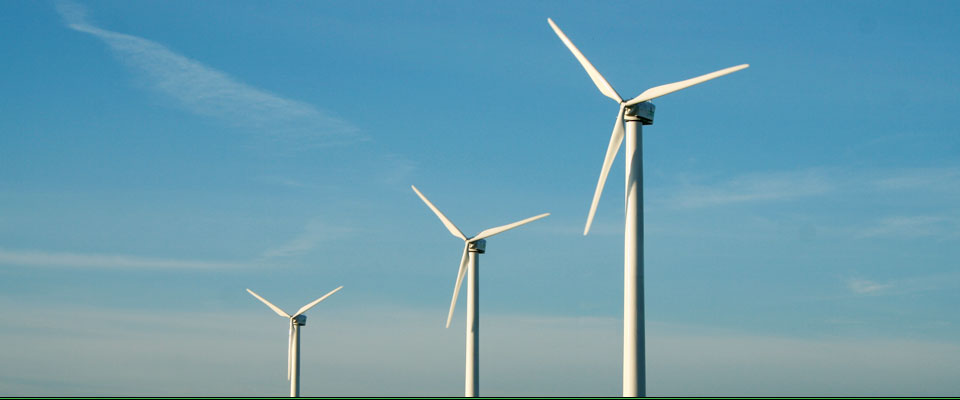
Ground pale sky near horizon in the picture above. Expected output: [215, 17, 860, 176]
[2, 0, 959, 396]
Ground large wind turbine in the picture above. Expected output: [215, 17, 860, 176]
[247, 286, 343, 397]
[411, 185, 548, 397]
[547, 18, 748, 397]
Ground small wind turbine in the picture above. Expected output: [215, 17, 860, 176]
[547, 18, 748, 397]
[246, 286, 343, 397]
[411, 185, 548, 397]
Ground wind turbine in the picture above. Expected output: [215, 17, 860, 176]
[547, 18, 748, 397]
[246, 286, 343, 397]
[411, 185, 548, 397]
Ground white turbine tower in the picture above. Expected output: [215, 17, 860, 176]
[246, 286, 343, 397]
[411, 185, 548, 397]
[547, 18, 748, 397]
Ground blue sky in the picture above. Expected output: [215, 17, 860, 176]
[2, 0, 959, 396]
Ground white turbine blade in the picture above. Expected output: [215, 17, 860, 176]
[584, 104, 626, 236]
[411, 185, 467, 240]
[445, 243, 470, 329]
[246, 289, 290, 318]
[293, 285, 343, 317]
[287, 324, 293, 381]
[470, 213, 551, 242]
[547, 18, 623, 103]
[624, 64, 750, 106]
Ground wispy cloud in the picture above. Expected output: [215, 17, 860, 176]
[252, 175, 341, 191]
[842, 271, 960, 297]
[896, 271, 960, 294]
[855, 215, 957, 239]
[256, 175, 310, 189]
[55, 1, 361, 148]
[260, 219, 356, 259]
[874, 166, 960, 192]
[0, 248, 247, 269]
[847, 278, 893, 295]
[660, 169, 832, 209]
[376, 153, 418, 186]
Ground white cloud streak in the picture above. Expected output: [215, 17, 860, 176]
[0, 248, 247, 270]
[654, 165, 960, 211]
[659, 169, 832, 209]
[842, 272, 960, 297]
[855, 215, 958, 239]
[874, 166, 960, 192]
[55, 1, 361, 148]
[260, 219, 357, 259]
[847, 278, 893, 295]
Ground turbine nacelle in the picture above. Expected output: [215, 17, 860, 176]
[291, 314, 307, 326]
[468, 239, 486, 254]
[627, 102, 655, 125]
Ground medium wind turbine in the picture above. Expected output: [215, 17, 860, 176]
[247, 286, 343, 397]
[547, 18, 748, 397]
[411, 185, 548, 397]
